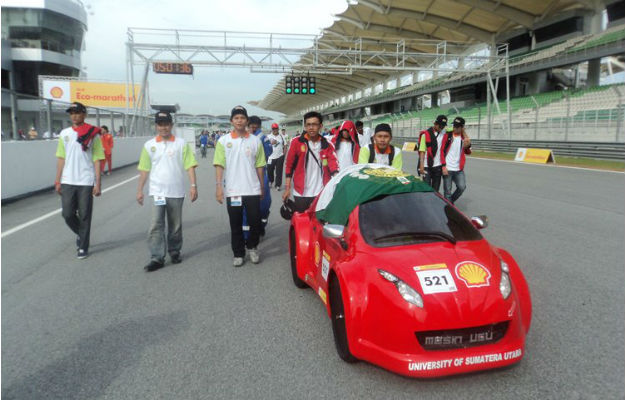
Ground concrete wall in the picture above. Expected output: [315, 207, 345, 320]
[1, 137, 147, 200]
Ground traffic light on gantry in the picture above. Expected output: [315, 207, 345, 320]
[285, 76, 293, 94]
[301, 77, 309, 94]
[293, 77, 301, 94]
[309, 77, 316, 94]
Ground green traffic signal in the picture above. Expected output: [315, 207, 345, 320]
[302, 88, 308, 94]
[310, 88, 316, 94]
[286, 88, 292, 94]
[294, 88, 300, 93]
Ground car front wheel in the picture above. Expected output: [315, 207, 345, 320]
[289, 229, 307, 289]
[329, 274, 357, 363]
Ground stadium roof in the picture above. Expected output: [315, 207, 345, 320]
[257, 0, 600, 116]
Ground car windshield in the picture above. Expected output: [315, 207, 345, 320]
[358, 192, 482, 247]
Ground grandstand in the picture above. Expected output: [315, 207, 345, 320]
[257, 0, 625, 144]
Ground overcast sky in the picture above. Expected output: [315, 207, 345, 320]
[82, 0, 349, 120]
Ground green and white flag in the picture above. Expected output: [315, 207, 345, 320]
[315, 164, 433, 225]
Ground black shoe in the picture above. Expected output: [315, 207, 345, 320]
[144, 260, 164, 272]
[77, 249, 89, 259]
[170, 254, 182, 264]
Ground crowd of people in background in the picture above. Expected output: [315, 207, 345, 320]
[53, 102, 471, 270]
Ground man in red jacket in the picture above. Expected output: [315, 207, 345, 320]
[441, 117, 471, 204]
[283, 111, 338, 213]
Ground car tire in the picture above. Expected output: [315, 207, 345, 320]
[289, 229, 308, 289]
[329, 274, 358, 363]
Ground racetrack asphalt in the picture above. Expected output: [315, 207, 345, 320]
[2, 150, 624, 400]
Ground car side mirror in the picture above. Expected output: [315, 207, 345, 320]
[471, 215, 489, 230]
[323, 224, 345, 239]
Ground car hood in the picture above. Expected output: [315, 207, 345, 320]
[361, 239, 509, 327]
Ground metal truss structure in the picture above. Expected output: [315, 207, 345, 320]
[126, 27, 512, 135]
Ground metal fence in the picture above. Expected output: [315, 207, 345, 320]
[1, 89, 153, 141]
[357, 84, 625, 143]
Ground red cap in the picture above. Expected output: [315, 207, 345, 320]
[271, 123, 279, 129]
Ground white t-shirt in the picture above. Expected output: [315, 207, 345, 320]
[294, 140, 323, 198]
[336, 142, 354, 171]
[56, 126, 104, 186]
[213, 132, 266, 197]
[268, 133, 285, 161]
[373, 146, 401, 165]
[445, 135, 463, 171]
[138, 136, 196, 198]
[358, 127, 372, 148]
[431, 131, 445, 168]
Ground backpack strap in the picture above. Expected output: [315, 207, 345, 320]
[368, 144, 375, 163]
[389, 146, 395, 165]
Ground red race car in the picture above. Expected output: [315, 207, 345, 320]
[288, 164, 532, 377]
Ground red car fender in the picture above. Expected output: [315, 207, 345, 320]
[291, 211, 315, 282]
[494, 248, 532, 334]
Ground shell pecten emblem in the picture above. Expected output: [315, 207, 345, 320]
[455, 262, 491, 287]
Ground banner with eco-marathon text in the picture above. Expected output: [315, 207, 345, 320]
[315, 164, 433, 225]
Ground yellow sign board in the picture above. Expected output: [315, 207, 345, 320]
[42, 79, 141, 108]
[402, 141, 417, 151]
[514, 148, 555, 164]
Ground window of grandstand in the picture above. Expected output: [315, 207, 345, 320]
[606, 1, 625, 24]
[534, 17, 583, 44]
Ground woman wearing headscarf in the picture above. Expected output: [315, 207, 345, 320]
[331, 120, 360, 171]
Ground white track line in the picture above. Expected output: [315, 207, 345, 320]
[1, 175, 139, 238]
[469, 156, 625, 174]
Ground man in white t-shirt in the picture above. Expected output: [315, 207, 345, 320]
[54, 102, 105, 259]
[355, 120, 373, 148]
[267, 123, 286, 191]
[136, 111, 198, 272]
[357, 123, 403, 169]
[441, 116, 472, 204]
[213, 106, 267, 267]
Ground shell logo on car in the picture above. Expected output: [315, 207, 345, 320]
[455, 262, 491, 287]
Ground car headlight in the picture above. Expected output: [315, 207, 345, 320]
[378, 269, 423, 308]
[499, 260, 511, 299]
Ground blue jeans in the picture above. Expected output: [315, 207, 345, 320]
[148, 197, 184, 263]
[443, 170, 466, 204]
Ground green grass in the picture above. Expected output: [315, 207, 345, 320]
[470, 150, 625, 171]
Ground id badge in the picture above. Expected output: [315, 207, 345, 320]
[230, 196, 242, 207]
[154, 196, 166, 206]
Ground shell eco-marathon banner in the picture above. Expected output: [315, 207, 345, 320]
[41, 79, 141, 109]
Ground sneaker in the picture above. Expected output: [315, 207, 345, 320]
[275, 186, 281, 191]
[233, 257, 244, 267]
[249, 248, 260, 264]
[170, 253, 182, 264]
[144, 260, 164, 272]
[77, 249, 89, 259]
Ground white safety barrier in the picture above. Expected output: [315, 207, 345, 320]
[1, 137, 147, 200]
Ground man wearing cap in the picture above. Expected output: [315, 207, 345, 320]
[247, 116, 272, 236]
[418, 115, 448, 192]
[214, 106, 266, 267]
[136, 111, 198, 272]
[357, 123, 403, 169]
[54, 102, 105, 259]
[267, 123, 286, 191]
[441, 117, 472, 204]
[283, 111, 338, 213]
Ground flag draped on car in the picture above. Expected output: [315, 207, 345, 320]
[315, 164, 433, 225]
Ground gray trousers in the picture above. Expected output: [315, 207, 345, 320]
[148, 197, 184, 263]
[61, 184, 93, 251]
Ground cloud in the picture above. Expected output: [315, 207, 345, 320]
[83, 0, 347, 119]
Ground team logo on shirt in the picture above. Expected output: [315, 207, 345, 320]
[150, 146, 156, 152]
[227, 142, 233, 148]
[322, 159, 328, 166]
[300, 145, 306, 153]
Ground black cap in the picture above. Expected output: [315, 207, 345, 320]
[280, 199, 296, 220]
[435, 115, 448, 127]
[155, 111, 173, 123]
[249, 115, 262, 125]
[453, 116, 465, 127]
[374, 123, 392, 135]
[230, 105, 248, 120]
[66, 102, 87, 113]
